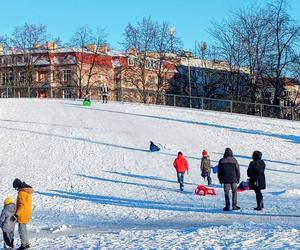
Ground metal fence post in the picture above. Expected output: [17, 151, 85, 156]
[230, 100, 233, 114]
[260, 104, 263, 117]
[291, 107, 294, 121]
[28, 87, 30, 98]
[201, 97, 204, 111]
[6, 87, 9, 98]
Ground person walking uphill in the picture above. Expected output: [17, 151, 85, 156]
[200, 149, 212, 185]
[0, 197, 16, 249]
[247, 151, 266, 211]
[12, 178, 33, 250]
[173, 152, 189, 191]
[218, 148, 240, 211]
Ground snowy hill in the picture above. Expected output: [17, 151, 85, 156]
[0, 99, 299, 249]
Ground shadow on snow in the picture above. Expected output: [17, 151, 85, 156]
[65, 104, 300, 145]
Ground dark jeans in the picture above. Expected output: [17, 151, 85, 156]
[254, 188, 264, 208]
[224, 183, 237, 208]
[177, 172, 184, 190]
[202, 172, 212, 185]
[102, 95, 108, 103]
[3, 231, 14, 249]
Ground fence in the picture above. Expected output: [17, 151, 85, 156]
[0, 86, 299, 121]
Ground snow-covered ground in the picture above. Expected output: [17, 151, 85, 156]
[0, 99, 299, 249]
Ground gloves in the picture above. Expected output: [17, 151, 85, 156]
[10, 214, 17, 222]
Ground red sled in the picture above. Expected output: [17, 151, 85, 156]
[194, 185, 216, 196]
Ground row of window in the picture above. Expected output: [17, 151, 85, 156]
[0, 56, 30, 65]
[128, 57, 160, 70]
[0, 70, 73, 84]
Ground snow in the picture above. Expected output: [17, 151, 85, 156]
[0, 98, 299, 249]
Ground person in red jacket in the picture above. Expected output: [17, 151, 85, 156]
[173, 152, 189, 191]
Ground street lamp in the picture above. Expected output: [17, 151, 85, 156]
[180, 50, 193, 108]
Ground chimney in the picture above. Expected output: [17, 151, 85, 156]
[99, 45, 109, 54]
[86, 44, 97, 52]
[147, 51, 159, 58]
[128, 48, 137, 56]
[34, 43, 42, 49]
[46, 41, 57, 50]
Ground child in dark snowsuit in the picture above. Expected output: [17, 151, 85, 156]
[200, 149, 212, 185]
[0, 197, 16, 250]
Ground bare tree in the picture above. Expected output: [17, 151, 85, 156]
[210, 19, 247, 100]
[210, 0, 300, 108]
[122, 17, 181, 104]
[70, 26, 107, 98]
[264, 0, 300, 105]
[153, 22, 182, 103]
[9, 23, 49, 87]
[122, 17, 158, 103]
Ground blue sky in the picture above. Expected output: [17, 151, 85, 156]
[1, 0, 299, 51]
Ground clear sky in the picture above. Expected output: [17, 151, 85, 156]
[0, 0, 299, 52]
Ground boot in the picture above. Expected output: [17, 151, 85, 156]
[16, 245, 30, 250]
[232, 205, 240, 210]
[207, 176, 212, 186]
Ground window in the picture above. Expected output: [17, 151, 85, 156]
[63, 70, 72, 82]
[128, 57, 135, 66]
[2, 72, 12, 84]
[153, 60, 159, 69]
[63, 90, 72, 98]
[19, 71, 25, 83]
[145, 59, 152, 69]
[149, 75, 157, 84]
[38, 71, 48, 82]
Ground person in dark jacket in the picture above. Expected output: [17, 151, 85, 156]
[173, 152, 189, 191]
[200, 149, 212, 185]
[247, 151, 266, 210]
[218, 148, 240, 211]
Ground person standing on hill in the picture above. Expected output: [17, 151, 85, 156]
[101, 84, 108, 103]
[173, 152, 189, 191]
[200, 149, 212, 185]
[247, 151, 266, 210]
[12, 178, 33, 250]
[218, 148, 240, 211]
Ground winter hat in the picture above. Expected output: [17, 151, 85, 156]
[4, 197, 14, 206]
[13, 178, 22, 190]
[202, 149, 208, 157]
[252, 151, 262, 161]
[224, 148, 233, 157]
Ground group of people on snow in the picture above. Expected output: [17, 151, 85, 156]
[1, 179, 33, 250]
[173, 148, 266, 211]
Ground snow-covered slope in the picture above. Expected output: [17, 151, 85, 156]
[0, 99, 299, 249]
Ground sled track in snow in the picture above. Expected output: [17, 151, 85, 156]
[31, 212, 300, 239]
